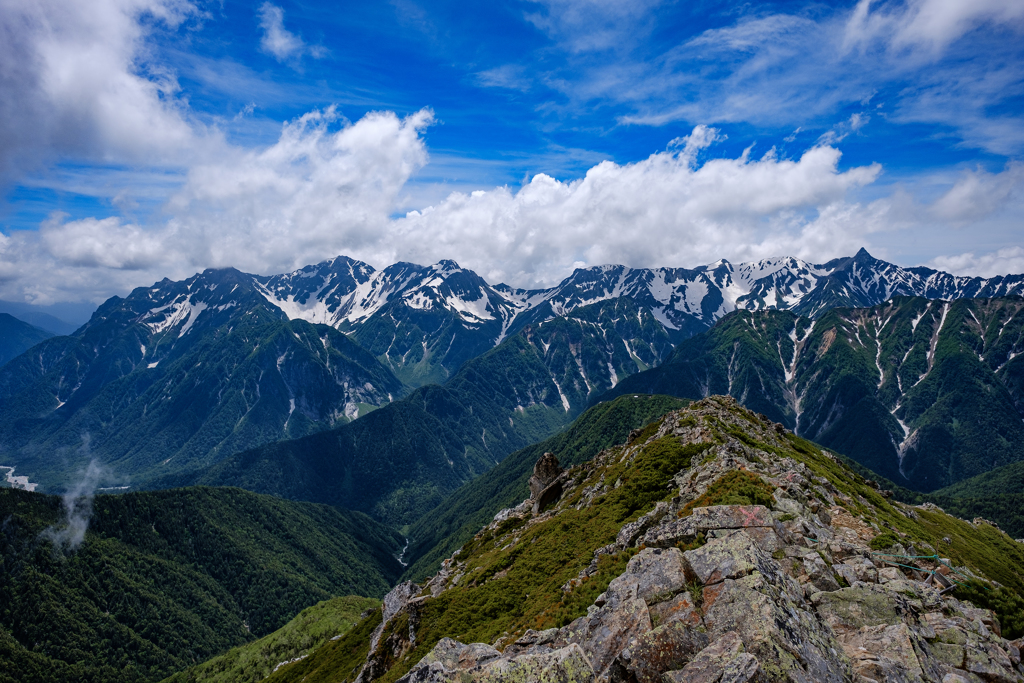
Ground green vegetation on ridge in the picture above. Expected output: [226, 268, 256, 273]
[401, 394, 688, 581]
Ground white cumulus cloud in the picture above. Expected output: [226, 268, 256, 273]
[928, 247, 1024, 279]
[0, 0, 212, 178]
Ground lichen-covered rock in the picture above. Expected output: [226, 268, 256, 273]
[682, 530, 772, 585]
[610, 548, 689, 605]
[719, 653, 760, 683]
[560, 591, 653, 677]
[477, 644, 595, 683]
[688, 505, 774, 531]
[397, 639, 594, 683]
[502, 628, 560, 657]
[663, 631, 745, 683]
[813, 586, 907, 630]
[648, 591, 702, 629]
[624, 620, 709, 683]
[802, 554, 841, 592]
[640, 517, 698, 548]
[699, 552, 851, 683]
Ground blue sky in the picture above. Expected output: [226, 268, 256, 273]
[0, 0, 1022, 307]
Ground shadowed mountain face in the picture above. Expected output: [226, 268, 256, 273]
[0, 268, 405, 490]
[159, 298, 676, 526]
[0, 313, 54, 368]
[604, 296, 1024, 491]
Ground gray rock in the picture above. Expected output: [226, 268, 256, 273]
[561, 595, 653, 678]
[501, 627, 560, 657]
[812, 586, 907, 630]
[663, 631, 744, 683]
[831, 563, 858, 587]
[702, 572, 849, 683]
[689, 505, 774, 531]
[618, 502, 670, 548]
[398, 639, 594, 683]
[610, 548, 689, 605]
[530, 452, 565, 514]
[648, 591, 702, 629]
[478, 644, 595, 683]
[642, 517, 699, 549]
[626, 621, 709, 683]
[369, 580, 421, 654]
[683, 531, 772, 585]
[802, 554, 840, 592]
[841, 556, 878, 584]
[719, 653, 759, 683]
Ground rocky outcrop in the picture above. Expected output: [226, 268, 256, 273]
[372, 398, 1024, 683]
[529, 452, 566, 514]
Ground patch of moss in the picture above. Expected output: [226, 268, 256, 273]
[869, 532, 900, 551]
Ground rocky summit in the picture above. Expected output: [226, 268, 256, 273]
[269, 396, 1024, 683]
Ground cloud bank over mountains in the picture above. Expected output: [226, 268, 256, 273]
[5, 113, 1022, 305]
[0, 0, 1022, 305]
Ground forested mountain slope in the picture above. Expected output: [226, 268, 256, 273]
[0, 313, 54, 368]
[0, 268, 405, 491]
[603, 296, 1024, 491]
[162, 596, 380, 683]
[163, 299, 675, 526]
[0, 486, 403, 683]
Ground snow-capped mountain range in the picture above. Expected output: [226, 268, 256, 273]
[255, 249, 1023, 332]
[235, 248, 1022, 382]
[50, 246, 1021, 391]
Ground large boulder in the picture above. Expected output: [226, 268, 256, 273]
[682, 530, 773, 585]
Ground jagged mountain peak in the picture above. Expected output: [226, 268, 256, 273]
[50, 249, 1024, 393]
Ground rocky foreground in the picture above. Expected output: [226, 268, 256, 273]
[274, 396, 1024, 683]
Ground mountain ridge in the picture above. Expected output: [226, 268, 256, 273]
[602, 295, 1024, 491]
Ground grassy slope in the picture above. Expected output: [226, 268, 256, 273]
[0, 487, 403, 683]
[267, 397, 1024, 683]
[401, 394, 689, 581]
[163, 596, 380, 683]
